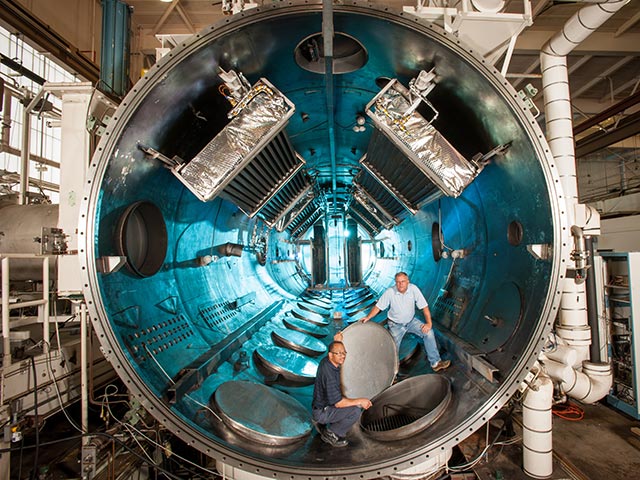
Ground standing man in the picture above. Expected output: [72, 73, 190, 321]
[361, 272, 451, 372]
[312, 339, 372, 447]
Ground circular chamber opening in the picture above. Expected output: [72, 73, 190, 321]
[431, 222, 442, 262]
[115, 201, 167, 277]
[360, 375, 452, 441]
[294, 32, 367, 74]
[507, 220, 524, 246]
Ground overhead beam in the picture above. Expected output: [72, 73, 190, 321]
[152, 0, 180, 36]
[600, 77, 640, 103]
[511, 57, 540, 89]
[175, 3, 196, 35]
[574, 90, 640, 135]
[0, 0, 99, 83]
[568, 55, 593, 74]
[576, 111, 640, 158]
[571, 56, 634, 99]
[615, 10, 640, 37]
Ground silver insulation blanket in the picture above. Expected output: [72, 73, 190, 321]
[175, 80, 294, 201]
[367, 80, 479, 198]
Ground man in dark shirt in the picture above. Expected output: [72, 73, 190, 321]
[312, 340, 372, 447]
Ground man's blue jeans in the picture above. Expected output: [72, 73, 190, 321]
[388, 317, 442, 367]
[312, 405, 362, 437]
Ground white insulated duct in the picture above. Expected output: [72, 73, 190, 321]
[539, 0, 628, 401]
[540, 358, 613, 405]
[522, 373, 554, 479]
[541, 0, 630, 206]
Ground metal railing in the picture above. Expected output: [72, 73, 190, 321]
[1, 253, 50, 367]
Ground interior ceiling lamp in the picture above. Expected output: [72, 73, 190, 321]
[366, 68, 488, 199]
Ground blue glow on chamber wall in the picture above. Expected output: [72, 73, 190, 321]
[79, 3, 568, 478]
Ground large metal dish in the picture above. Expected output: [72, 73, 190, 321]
[360, 374, 452, 441]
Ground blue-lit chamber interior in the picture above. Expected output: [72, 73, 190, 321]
[81, 3, 564, 478]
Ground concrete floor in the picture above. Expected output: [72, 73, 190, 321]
[457, 400, 640, 480]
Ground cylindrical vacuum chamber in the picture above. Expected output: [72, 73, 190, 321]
[79, 2, 569, 478]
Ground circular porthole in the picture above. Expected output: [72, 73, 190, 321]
[507, 220, 523, 246]
[294, 32, 367, 74]
[116, 201, 167, 277]
[375, 76, 392, 89]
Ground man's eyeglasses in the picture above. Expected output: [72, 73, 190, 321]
[330, 351, 347, 357]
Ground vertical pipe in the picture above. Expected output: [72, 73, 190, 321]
[619, 158, 627, 193]
[19, 101, 30, 205]
[522, 374, 554, 479]
[19, 89, 47, 205]
[322, 0, 337, 212]
[541, 0, 630, 223]
[42, 256, 50, 352]
[585, 236, 601, 361]
[541, 0, 628, 376]
[81, 303, 89, 440]
[1, 83, 11, 150]
[2, 256, 10, 371]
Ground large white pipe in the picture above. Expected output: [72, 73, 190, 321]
[522, 374, 554, 479]
[540, 0, 626, 403]
[545, 359, 613, 404]
[541, 0, 629, 217]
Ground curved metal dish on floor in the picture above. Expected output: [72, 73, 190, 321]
[360, 374, 452, 441]
[290, 307, 330, 326]
[283, 317, 329, 338]
[345, 294, 374, 310]
[213, 380, 312, 445]
[271, 328, 328, 357]
[344, 310, 367, 324]
[300, 296, 332, 309]
[346, 300, 375, 316]
[254, 345, 319, 384]
[341, 321, 398, 399]
[297, 302, 331, 317]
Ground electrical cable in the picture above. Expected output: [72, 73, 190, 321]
[552, 401, 584, 421]
[447, 403, 517, 473]
[102, 386, 219, 477]
[40, 332, 213, 478]
[17, 436, 24, 480]
[2, 431, 184, 480]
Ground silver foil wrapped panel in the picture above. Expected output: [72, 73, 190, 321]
[174, 79, 295, 202]
[366, 79, 480, 198]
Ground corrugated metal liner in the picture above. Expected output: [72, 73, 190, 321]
[359, 132, 443, 213]
[355, 167, 410, 220]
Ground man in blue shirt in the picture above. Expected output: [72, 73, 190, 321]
[361, 272, 450, 372]
[312, 340, 372, 447]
